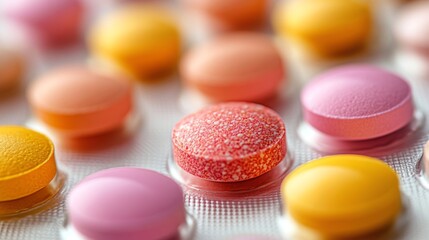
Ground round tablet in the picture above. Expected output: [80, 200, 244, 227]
[181, 0, 268, 30]
[301, 64, 413, 140]
[89, 5, 181, 80]
[67, 168, 186, 240]
[28, 66, 133, 137]
[282, 154, 402, 238]
[181, 33, 285, 102]
[395, 1, 429, 59]
[0, 126, 57, 201]
[3, 0, 84, 48]
[172, 102, 287, 182]
[274, 0, 372, 56]
[0, 48, 25, 91]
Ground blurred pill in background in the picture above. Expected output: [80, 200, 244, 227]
[63, 168, 193, 240]
[88, 4, 181, 81]
[180, 0, 268, 31]
[27, 66, 133, 139]
[180, 33, 285, 110]
[0, 126, 65, 218]
[274, 0, 372, 58]
[0, 47, 26, 94]
[2, 0, 84, 49]
[280, 154, 403, 239]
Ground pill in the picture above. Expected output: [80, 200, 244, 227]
[3, 0, 84, 48]
[89, 5, 181, 80]
[0, 126, 57, 201]
[0, 48, 25, 92]
[281, 154, 402, 238]
[66, 168, 186, 240]
[28, 66, 133, 137]
[181, 0, 268, 30]
[395, 1, 429, 59]
[274, 0, 372, 57]
[172, 102, 287, 182]
[301, 64, 413, 140]
[181, 33, 285, 102]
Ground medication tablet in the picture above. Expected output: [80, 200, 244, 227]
[28, 66, 133, 138]
[281, 154, 402, 238]
[0, 48, 25, 92]
[301, 65, 413, 140]
[172, 102, 287, 182]
[66, 168, 187, 240]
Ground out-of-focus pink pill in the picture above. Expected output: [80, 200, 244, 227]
[67, 168, 186, 240]
[172, 102, 287, 182]
[301, 65, 413, 140]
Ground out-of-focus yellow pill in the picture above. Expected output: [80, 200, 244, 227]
[89, 5, 181, 80]
[0, 126, 57, 201]
[281, 154, 402, 238]
[274, 0, 372, 57]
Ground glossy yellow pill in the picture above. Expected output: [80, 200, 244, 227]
[282, 155, 401, 238]
[89, 5, 181, 80]
[0, 126, 57, 201]
[274, 0, 372, 57]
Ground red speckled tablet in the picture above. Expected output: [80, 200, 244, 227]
[172, 102, 287, 182]
[180, 33, 285, 102]
[301, 65, 413, 140]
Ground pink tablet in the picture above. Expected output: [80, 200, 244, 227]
[180, 33, 285, 102]
[66, 168, 186, 240]
[301, 65, 413, 140]
[172, 102, 287, 182]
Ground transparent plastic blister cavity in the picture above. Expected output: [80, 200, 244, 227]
[2, 0, 429, 240]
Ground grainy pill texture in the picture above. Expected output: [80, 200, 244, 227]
[0, 126, 57, 201]
[89, 5, 181, 80]
[67, 168, 186, 240]
[282, 154, 402, 238]
[301, 64, 413, 140]
[172, 102, 287, 182]
[28, 66, 133, 137]
[181, 33, 285, 102]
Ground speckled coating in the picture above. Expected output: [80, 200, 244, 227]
[301, 65, 413, 140]
[172, 102, 287, 182]
[67, 168, 186, 240]
[3, 0, 84, 47]
[181, 33, 285, 102]
[395, 1, 429, 58]
[0, 126, 56, 201]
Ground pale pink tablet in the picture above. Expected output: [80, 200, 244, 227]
[301, 65, 413, 140]
[28, 66, 133, 137]
[180, 33, 285, 102]
[3, 0, 84, 48]
[67, 168, 186, 240]
[172, 102, 287, 182]
[395, 1, 429, 59]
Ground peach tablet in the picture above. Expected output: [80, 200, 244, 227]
[301, 65, 413, 140]
[181, 0, 268, 30]
[28, 66, 133, 137]
[89, 5, 181, 80]
[181, 33, 285, 102]
[172, 102, 287, 182]
[0, 48, 25, 91]
[274, 0, 372, 57]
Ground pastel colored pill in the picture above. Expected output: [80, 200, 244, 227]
[0, 48, 25, 91]
[0, 126, 57, 201]
[3, 0, 84, 48]
[28, 66, 133, 137]
[181, 33, 285, 102]
[423, 141, 429, 177]
[181, 0, 268, 30]
[89, 5, 181, 80]
[172, 102, 287, 182]
[301, 65, 413, 140]
[66, 168, 186, 240]
[274, 0, 372, 56]
[282, 154, 402, 238]
[395, 1, 429, 59]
